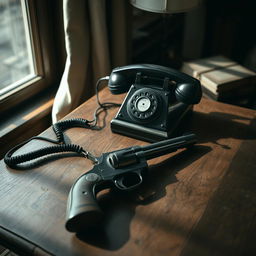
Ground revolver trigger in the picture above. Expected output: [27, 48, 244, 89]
[114, 172, 143, 190]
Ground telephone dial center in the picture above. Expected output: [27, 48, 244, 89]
[136, 97, 151, 112]
[127, 89, 159, 121]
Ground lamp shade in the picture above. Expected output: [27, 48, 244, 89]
[130, 0, 201, 13]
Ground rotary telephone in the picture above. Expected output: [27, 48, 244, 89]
[107, 64, 202, 142]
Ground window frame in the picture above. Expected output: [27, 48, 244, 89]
[0, 0, 60, 114]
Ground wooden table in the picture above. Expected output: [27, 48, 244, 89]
[1, 87, 256, 256]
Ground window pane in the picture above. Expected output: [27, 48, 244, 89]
[0, 0, 36, 97]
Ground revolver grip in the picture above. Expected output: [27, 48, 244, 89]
[65, 173, 103, 233]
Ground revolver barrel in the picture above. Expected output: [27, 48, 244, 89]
[109, 133, 197, 168]
[140, 133, 197, 160]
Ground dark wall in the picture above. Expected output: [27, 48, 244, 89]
[203, 0, 256, 70]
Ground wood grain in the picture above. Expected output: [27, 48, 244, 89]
[0, 88, 256, 256]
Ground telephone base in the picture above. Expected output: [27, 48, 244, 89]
[111, 119, 168, 142]
[110, 110, 192, 142]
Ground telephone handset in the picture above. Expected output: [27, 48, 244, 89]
[108, 64, 202, 142]
[108, 64, 201, 103]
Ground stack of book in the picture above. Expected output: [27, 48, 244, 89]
[181, 56, 256, 105]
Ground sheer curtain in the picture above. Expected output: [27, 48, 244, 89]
[52, 0, 129, 122]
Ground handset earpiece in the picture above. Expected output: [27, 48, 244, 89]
[108, 72, 131, 95]
[175, 83, 202, 105]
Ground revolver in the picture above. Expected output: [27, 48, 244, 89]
[65, 133, 197, 233]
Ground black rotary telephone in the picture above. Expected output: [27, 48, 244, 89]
[107, 64, 202, 142]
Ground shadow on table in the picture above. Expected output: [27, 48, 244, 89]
[188, 111, 256, 149]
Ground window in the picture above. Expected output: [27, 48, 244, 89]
[0, 0, 35, 96]
[0, 0, 60, 113]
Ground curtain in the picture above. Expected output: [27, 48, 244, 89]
[52, 0, 129, 122]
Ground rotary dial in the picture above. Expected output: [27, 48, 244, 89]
[127, 89, 159, 121]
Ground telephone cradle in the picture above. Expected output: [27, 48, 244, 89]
[108, 64, 202, 142]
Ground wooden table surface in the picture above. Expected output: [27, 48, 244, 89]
[1, 87, 256, 256]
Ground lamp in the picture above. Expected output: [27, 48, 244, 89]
[130, 0, 201, 14]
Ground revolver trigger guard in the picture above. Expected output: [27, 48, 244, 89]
[114, 171, 143, 190]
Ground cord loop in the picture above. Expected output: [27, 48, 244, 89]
[4, 77, 120, 169]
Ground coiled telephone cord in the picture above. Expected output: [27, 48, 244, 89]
[4, 77, 121, 169]
[4, 118, 91, 169]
